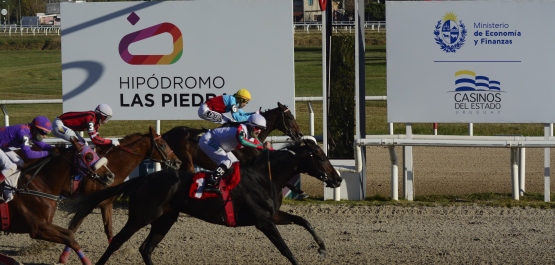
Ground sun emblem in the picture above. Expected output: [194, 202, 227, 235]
[433, 12, 467, 53]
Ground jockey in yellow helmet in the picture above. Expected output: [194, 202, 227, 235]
[197, 88, 258, 124]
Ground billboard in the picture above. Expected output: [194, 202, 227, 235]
[61, 1, 294, 120]
[387, 1, 555, 123]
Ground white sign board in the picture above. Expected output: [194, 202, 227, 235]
[61, 1, 294, 120]
[387, 1, 555, 123]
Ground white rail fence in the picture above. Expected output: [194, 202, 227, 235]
[0, 21, 385, 36]
[0, 25, 60, 36]
[2, 98, 554, 202]
[293, 21, 385, 33]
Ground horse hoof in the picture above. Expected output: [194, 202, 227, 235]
[80, 256, 92, 265]
[58, 251, 70, 264]
[318, 249, 327, 258]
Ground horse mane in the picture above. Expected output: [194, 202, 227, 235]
[94, 133, 144, 154]
[239, 141, 303, 168]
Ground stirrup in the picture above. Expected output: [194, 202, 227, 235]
[203, 183, 221, 194]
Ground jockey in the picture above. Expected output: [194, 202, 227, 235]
[52, 104, 119, 147]
[0, 116, 56, 203]
[199, 113, 267, 193]
[197, 88, 257, 124]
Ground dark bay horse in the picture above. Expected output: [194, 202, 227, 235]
[3, 137, 114, 265]
[162, 102, 303, 172]
[58, 126, 182, 263]
[67, 140, 342, 265]
[162, 102, 308, 196]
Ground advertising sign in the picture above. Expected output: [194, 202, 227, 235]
[61, 1, 294, 120]
[387, 1, 555, 123]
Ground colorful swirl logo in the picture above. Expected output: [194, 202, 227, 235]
[119, 12, 183, 65]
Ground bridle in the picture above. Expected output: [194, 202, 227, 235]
[285, 146, 329, 183]
[112, 134, 177, 169]
[271, 108, 299, 141]
[17, 147, 111, 199]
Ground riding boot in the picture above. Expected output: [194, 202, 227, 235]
[0, 173, 5, 204]
[203, 164, 227, 193]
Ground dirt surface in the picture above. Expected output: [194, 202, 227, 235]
[1, 147, 555, 265]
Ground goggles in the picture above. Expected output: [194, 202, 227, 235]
[38, 129, 50, 136]
[101, 115, 112, 124]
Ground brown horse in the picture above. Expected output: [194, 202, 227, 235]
[58, 126, 182, 263]
[1, 137, 114, 265]
[162, 102, 302, 172]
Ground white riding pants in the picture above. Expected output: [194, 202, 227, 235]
[0, 150, 23, 203]
[52, 117, 87, 144]
[199, 131, 238, 169]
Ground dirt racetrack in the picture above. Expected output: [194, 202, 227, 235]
[1, 147, 555, 265]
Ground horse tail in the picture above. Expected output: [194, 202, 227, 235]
[66, 175, 145, 229]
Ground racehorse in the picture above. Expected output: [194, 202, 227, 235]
[162, 102, 302, 172]
[2, 137, 114, 265]
[58, 126, 182, 263]
[162, 102, 308, 196]
[67, 139, 342, 265]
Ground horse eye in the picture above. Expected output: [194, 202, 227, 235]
[85, 153, 94, 162]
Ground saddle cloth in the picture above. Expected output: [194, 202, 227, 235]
[189, 163, 241, 200]
[0, 202, 9, 230]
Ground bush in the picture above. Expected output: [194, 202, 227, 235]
[0, 36, 61, 51]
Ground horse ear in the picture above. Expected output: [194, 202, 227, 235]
[149, 126, 155, 135]
[277, 102, 283, 108]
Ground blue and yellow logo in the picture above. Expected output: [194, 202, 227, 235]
[434, 12, 466, 53]
[452, 70, 503, 114]
[454, 70, 500, 91]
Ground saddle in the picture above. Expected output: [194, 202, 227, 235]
[189, 163, 241, 199]
[189, 163, 241, 227]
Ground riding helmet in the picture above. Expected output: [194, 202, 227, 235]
[95, 104, 113, 124]
[234, 88, 252, 102]
[247, 114, 266, 129]
[31, 115, 52, 134]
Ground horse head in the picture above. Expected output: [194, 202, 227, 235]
[145, 126, 182, 170]
[110, 126, 182, 171]
[70, 137, 115, 186]
[260, 102, 303, 142]
[294, 139, 342, 188]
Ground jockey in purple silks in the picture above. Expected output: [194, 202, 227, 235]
[0, 116, 55, 203]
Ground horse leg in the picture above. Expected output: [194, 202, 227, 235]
[60, 217, 86, 263]
[100, 203, 115, 243]
[272, 210, 327, 257]
[255, 221, 299, 265]
[97, 197, 169, 265]
[60, 203, 113, 263]
[31, 223, 91, 265]
[139, 211, 180, 265]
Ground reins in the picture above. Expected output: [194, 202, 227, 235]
[104, 134, 175, 169]
[17, 147, 96, 201]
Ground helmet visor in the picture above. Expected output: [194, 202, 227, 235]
[102, 115, 112, 124]
[38, 129, 50, 136]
